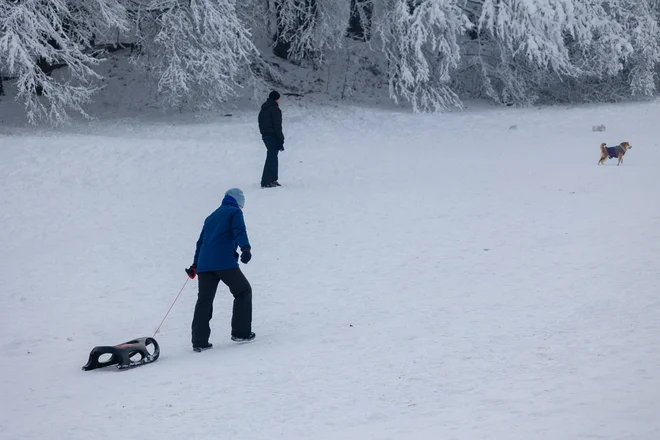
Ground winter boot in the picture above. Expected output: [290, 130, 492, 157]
[231, 332, 256, 343]
[193, 342, 213, 352]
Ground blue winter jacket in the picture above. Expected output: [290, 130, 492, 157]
[193, 195, 251, 272]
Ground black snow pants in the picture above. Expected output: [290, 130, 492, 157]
[260, 135, 281, 186]
[191, 268, 252, 345]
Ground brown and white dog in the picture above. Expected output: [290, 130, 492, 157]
[598, 142, 632, 166]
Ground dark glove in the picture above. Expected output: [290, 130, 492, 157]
[185, 264, 197, 279]
[240, 246, 252, 264]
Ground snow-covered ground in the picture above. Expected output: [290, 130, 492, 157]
[1, 99, 659, 440]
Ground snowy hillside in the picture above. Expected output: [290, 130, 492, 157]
[1, 100, 659, 440]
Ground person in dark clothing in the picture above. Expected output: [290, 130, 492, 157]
[258, 90, 285, 188]
[185, 188, 255, 352]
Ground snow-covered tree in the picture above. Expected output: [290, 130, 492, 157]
[0, 0, 128, 124]
[271, 0, 318, 61]
[2, 0, 660, 123]
[450, 0, 638, 105]
[379, 0, 471, 112]
[612, 0, 660, 96]
[131, 0, 258, 109]
[347, 0, 374, 41]
[269, 0, 349, 67]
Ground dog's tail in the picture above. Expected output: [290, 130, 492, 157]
[600, 143, 607, 154]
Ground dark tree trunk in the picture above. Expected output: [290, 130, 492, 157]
[347, 0, 373, 41]
[0, 76, 4, 96]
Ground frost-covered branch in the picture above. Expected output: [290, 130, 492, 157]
[612, 0, 660, 96]
[0, 0, 128, 124]
[131, 0, 258, 108]
[380, 0, 471, 112]
[461, 0, 644, 105]
[347, 0, 374, 41]
[271, 0, 349, 68]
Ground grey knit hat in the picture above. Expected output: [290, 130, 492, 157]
[225, 188, 245, 208]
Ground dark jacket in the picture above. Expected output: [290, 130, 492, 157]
[258, 98, 284, 143]
[193, 195, 251, 272]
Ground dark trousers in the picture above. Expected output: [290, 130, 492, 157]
[191, 268, 252, 345]
[261, 136, 280, 186]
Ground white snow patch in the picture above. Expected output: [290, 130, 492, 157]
[1, 100, 659, 440]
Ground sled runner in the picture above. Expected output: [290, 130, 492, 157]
[82, 337, 160, 371]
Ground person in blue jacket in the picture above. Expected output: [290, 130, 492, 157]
[185, 188, 255, 351]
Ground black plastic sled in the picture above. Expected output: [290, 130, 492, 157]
[82, 337, 160, 371]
